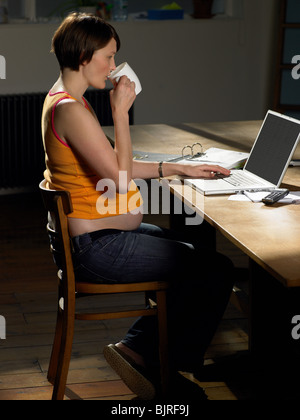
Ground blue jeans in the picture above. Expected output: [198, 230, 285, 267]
[72, 223, 234, 372]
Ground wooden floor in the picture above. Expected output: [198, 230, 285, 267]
[0, 191, 297, 401]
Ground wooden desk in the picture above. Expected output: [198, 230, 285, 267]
[104, 122, 300, 362]
[104, 121, 300, 288]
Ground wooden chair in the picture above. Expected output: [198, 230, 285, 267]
[39, 180, 170, 400]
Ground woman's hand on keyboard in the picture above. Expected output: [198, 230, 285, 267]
[179, 164, 231, 179]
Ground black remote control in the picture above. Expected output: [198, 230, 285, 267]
[262, 189, 289, 205]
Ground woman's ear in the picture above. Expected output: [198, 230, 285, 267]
[79, 51, 89, 67]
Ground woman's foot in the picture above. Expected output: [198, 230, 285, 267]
[103, 343, 157, 400]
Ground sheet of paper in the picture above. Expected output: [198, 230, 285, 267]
[243, 191, 270, 202]
[281, 192, 300, 203]
[229, 191, 300, 204]
[228, 194, 250, 202]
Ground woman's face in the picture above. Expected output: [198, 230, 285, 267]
[82, 37, 117, 89]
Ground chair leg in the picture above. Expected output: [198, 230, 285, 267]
[156, 290, 170, 396]
[47, 308, 63, 384]
[51, 304, 75, 400]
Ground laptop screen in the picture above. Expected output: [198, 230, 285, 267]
[245, 112, 300, 185]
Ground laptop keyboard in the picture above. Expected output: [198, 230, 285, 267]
[222, 172, 264, 187]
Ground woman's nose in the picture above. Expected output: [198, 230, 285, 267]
[110, 58, 116, 72]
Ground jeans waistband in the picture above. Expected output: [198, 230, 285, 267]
[71, 229, 123, 253]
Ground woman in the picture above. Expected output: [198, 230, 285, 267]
[42, 12, 234, 400]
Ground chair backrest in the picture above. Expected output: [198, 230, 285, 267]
[39, 180, 76, 299]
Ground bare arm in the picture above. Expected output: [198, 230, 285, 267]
[132, 160, 231, 180]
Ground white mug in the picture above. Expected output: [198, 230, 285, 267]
[109, 62, 142, 95]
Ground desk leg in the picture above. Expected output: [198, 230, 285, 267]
[249, 259, 300, 366]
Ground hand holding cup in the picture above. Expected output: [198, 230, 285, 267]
[109, 62, 142, 95]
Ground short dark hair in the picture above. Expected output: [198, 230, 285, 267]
[51, 12, 121, 71]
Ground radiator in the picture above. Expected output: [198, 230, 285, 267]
[0, 90, 133, 190]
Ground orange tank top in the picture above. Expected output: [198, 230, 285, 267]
[42, 91, 142, 219]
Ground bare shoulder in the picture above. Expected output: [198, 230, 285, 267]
[55, 98, 89, 118]
[53, 98, 101, 147]
[54, 98, 97, 128]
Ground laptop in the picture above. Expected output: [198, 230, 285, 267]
[185, 110, 300, 195]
